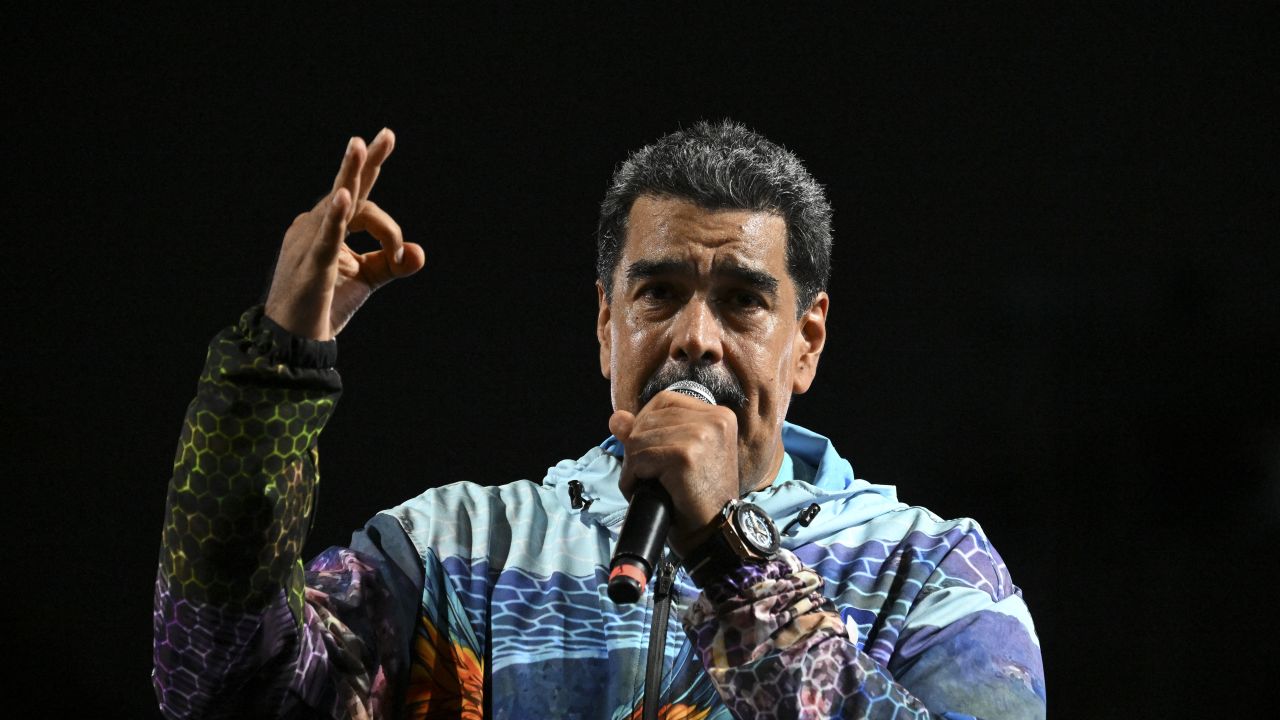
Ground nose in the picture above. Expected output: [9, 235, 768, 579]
[669, 297, 723, 365]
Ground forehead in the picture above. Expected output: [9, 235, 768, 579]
[622, 195, 788, 269]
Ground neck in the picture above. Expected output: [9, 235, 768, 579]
[741, 433, 786, 496]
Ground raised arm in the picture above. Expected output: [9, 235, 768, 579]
[152, 130, 423, 718]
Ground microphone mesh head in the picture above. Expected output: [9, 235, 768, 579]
[666, 380, 716, 406]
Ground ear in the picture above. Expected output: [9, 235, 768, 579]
[596, 280, 612, 379]
[791, 292, 829, 394]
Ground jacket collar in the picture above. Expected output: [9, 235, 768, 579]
[542, 422, 905, 548]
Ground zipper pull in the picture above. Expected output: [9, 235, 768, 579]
[654, 560, 676, 599]
[567, 479, 593, 510]
[781, 502, 821, 536]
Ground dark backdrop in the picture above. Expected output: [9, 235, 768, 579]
[8, 5, 1276, 717]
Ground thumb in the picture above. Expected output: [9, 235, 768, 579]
[608, 410, 636, 442]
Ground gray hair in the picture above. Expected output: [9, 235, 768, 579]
[595, 120, 833, 316]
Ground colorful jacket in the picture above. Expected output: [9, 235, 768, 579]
[153, 307, 1046, 719]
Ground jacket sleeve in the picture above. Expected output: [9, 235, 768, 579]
[682, 540, 1045, 720]
[151, 306, 413, 719]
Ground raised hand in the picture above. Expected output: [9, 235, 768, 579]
[265, 128, 425, 340]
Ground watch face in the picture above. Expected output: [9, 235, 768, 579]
[735, 503, 780, 555]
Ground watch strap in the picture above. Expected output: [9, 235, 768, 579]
[682, 527, 747, 589]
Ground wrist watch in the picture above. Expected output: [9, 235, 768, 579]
[682, 499, 781, 588]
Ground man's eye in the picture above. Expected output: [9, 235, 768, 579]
[726, 292, 764, 310]
[639, 285, 673, 301]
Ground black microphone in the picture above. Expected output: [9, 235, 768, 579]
[607, 380, 716, 604]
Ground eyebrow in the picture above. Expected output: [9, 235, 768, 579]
[624, 258, 780, 299]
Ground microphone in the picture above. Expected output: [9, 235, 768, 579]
[607, 380, 716, 604]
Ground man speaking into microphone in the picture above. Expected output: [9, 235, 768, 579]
[153, 121, 1045, 719]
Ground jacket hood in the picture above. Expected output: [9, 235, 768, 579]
[541, 422, 907, 550]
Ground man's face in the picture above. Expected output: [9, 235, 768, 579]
[596, 194, 828, 493]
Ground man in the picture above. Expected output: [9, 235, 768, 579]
[153, 121, 1046, 719]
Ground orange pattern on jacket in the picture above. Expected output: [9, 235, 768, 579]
[404, 613, 485, 720]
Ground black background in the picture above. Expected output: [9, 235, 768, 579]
[8, 4, 1276, 717]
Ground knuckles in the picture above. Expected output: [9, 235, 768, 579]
[632, 405, 736, 442]
[708, 408, 736, 435]
[620, 409, 737, 473]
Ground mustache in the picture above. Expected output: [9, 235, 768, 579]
[638, 363, 748, 411]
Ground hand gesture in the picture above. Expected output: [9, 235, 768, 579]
[265, 129, 425, 340]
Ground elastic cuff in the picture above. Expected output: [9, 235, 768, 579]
[241, 305, 338, 369]
[698, 550, 806, 604]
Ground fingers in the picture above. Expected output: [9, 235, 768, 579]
[349, 200, 404, 264]
[621, 419, 724, 451]
[612, 402, 736, 508]
[321, 129, 399, 266]
[609, 410, 636, 442]
[320, 129, 395, 232]
[313, 188, 352, 264]
[358, 128, 395, 204]
[348, 200, 426, 287]
[617, 441, 705, 503]
[612, 402, 733, 454]
[632, 397, 737, 437]
[330, 136, 368, 212]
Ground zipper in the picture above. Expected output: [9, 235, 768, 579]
[642, 558, 677, 720]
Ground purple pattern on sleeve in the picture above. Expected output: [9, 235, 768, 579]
[153, 548, 405, 719]
[684, 550, 936, 719]
[153, 571, 301, 717]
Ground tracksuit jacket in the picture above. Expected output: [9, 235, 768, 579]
[153, 306, 1046, 719]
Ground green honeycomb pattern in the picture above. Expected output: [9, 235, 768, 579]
[157, 306, 340, 623]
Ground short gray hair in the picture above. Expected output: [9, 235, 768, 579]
[595, 120, 833, 316]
